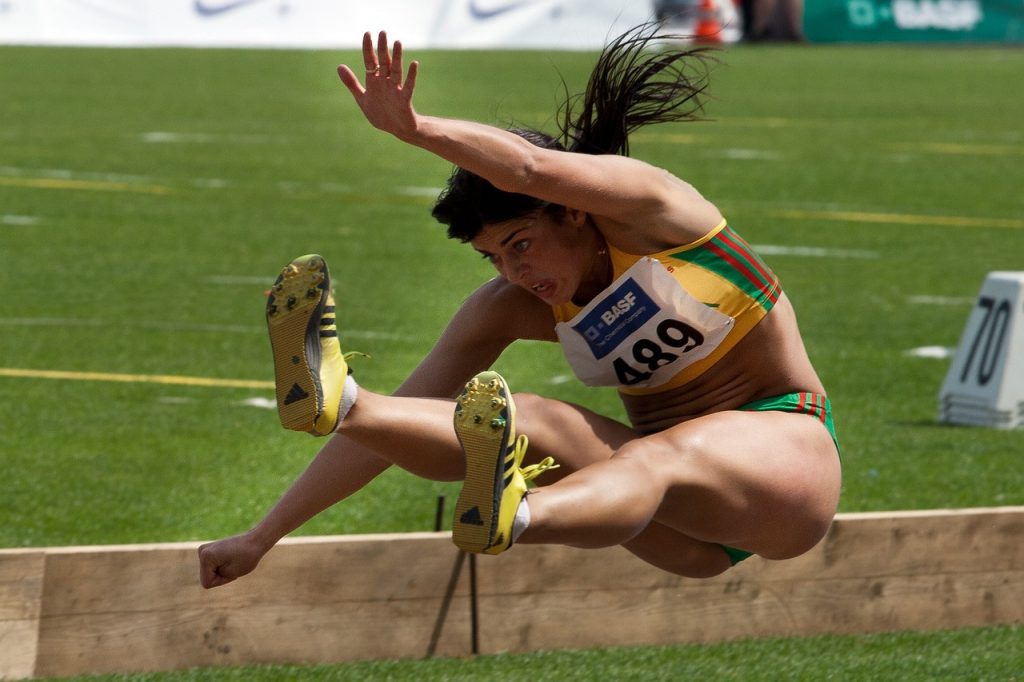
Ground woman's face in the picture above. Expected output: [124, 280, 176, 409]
[470, 209, 602, 306]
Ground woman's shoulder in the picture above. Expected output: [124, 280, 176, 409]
[461, 277, 558, 343]
[581, 163, 724, 253]
[594, 206, 725, 255]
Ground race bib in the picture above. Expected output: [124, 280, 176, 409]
[555, 258, 734, 389]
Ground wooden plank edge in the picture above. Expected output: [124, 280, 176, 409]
[0, 508, 1020, 679]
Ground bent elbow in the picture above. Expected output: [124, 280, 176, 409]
[492, 159, 538, 196]
[490, 142, 548, 196]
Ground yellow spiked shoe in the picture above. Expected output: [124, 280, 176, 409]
[266, 254, 354, 436]
[452, 371, 558, 554]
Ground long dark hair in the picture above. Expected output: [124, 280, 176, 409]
[432, 23, 717, 242]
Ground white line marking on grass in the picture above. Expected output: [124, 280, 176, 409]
[192, 178, 230, 189]
[2, 215, 39, 226]
[398, 186, 442, 197]
[142, 132, 204, 143]
[719, 149, 784, 161]
[754, 244, 879, 259]
[908, 295, 974, 306]
[158, 396, 276, 409]
[0, 166, 156, 183]
[904, 346, 955, 359]
[238, 397, 276, 409]
[141, 131, 286, 145]
[547, 374, 574, 385]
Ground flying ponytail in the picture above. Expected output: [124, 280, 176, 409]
[433, 23, 717, 242]
[559, 22, 716, 156]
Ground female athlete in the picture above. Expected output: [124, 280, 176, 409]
[199, 25, 841, 588]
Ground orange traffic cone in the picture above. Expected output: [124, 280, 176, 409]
[694, 0, 722, 44]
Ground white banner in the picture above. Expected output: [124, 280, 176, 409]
[0, 0, 655, 49]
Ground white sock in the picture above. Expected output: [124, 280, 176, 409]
[511, 497, 531, 544]
[334, 374, 359, 430]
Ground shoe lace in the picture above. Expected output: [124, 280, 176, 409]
[343, 351, 371, 362]
[514, 435, 560, 482]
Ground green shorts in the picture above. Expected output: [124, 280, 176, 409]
[740, 391, 840, 455]
[720, 391, 840, 566]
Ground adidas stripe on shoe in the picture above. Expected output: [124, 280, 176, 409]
[266, 254, 355, 436]
[452, 371, 557, 555]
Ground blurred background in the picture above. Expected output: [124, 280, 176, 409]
[1, 0, 1021, 49]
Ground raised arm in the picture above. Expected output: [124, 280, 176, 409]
[337, 32, 721, 249]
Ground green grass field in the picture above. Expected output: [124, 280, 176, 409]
[2, 42, 1022, 680]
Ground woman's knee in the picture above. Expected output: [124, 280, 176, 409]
[610, 433, 707, 489]
[510, 391, 550, 424]
[513, 392, 633, 470]
[513, 391, 596, 430]
[758, 511, 836, 561]
[511, 392, 565, 448]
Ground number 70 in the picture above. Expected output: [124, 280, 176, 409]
[959, 296, 1012, 387]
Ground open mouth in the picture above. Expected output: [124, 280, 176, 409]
[528, 279, 556, 299]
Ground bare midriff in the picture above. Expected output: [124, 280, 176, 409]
[621, 293, 826, 435]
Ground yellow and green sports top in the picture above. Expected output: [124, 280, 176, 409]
[551, 220, 781, 396]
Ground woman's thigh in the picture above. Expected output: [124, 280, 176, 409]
[512, 392, 638, 476]
[629, 409, 841, 560]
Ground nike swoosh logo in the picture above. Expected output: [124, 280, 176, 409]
[194, 0, 267, 17]
[468, 0, 546, 20]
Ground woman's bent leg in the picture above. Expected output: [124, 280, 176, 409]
[336, 387, 639, 483]
[314, 376, 839, 572]
[519, 409, 841, 561]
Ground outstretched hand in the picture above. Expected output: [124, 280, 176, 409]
[198, 532, 269, 589]
[338, 31, 420, 139]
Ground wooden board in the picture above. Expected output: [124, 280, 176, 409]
[0, 552, 44, 680]
[0, 508, 1021, 679]
[31, 534, 471, 678]
[476, 507, 1024, 652]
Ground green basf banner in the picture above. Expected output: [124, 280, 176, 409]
[805, 0, 1024, 42]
